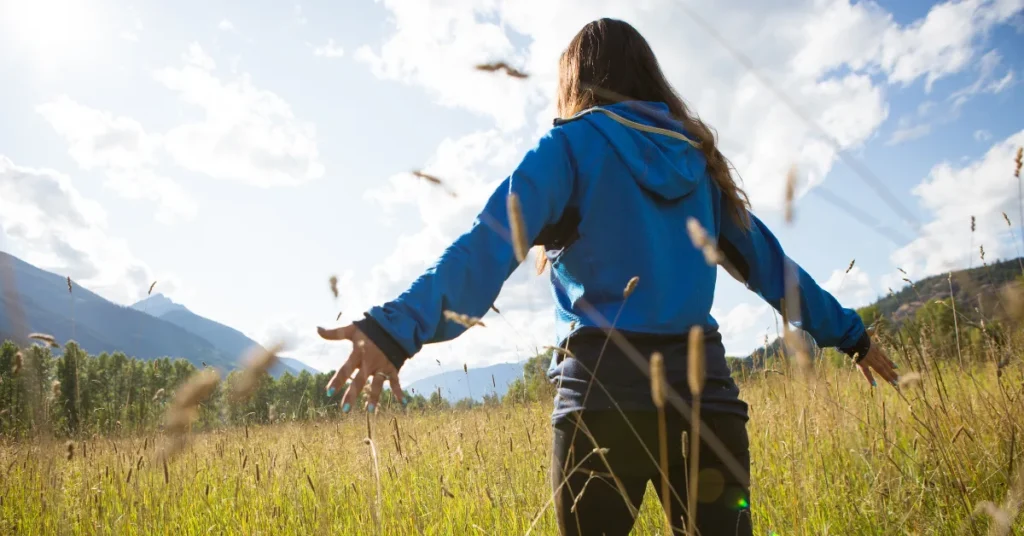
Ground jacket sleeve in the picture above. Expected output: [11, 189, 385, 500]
[718, 209, 871, 359]
[354, 129, 576, 369]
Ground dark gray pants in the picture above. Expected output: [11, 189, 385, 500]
[551, 410, 753, 536]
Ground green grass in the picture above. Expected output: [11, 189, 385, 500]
[1, 358, 1022, 535]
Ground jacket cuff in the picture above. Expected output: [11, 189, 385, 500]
[354, 314, 411, 370]
[841, 330, 872, 362]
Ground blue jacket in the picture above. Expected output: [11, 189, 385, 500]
[355, 101, 870, 380]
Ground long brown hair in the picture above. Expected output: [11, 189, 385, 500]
[557, 18, 751, 228]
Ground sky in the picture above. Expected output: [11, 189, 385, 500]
[0, 0, 1022, 384]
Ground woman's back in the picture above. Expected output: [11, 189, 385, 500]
[542, 100, 723, 343]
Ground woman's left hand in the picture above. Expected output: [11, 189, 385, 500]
[317, 324, 405, 413]
[856, 341, 900, 389]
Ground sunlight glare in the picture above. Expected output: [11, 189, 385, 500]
[2, 0, 103, 65]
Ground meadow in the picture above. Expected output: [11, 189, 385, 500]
[1, 340, 1021, 535]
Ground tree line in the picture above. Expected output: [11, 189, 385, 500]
[0, 340, 557, 437]
[1, 279, 1013, 438]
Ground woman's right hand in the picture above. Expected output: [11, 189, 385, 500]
[317, 324, 405, 413]
[856, 341, 899, 388]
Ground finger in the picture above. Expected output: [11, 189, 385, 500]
[342, 368, 369, 413]
[873, 360, 899, 387]
[326, 349, 360, 396]
[858, 363, 876, 387]
[366, 373, 385, 413]
[868, 352, 898, 384]
[318, 324, 357, 341]
[388, 372, 406, 408]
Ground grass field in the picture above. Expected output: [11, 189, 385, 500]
[2, 350, 1021, 535]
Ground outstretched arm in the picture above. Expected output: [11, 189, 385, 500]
[718, 209, 898, 387]
[318, 128, 576, 412]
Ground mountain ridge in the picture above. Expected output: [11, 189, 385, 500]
[0, 251, 320, 376]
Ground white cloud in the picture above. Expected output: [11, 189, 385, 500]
[153, 44, 325, 187]
[311, 38, 344, 58]
[888, 121, 933, 145]
[950, 50, 1015, 110]
[354, 0, 542, 131]
[293, 4, 308, 26]
[218, 19, 235, 32]
[36, 96, 198, 223]
[822, 265, 876, 308]
[879, 0, 1021, 90]
[355, 0, 1020, 211]
[0, 156, 171, 304]
[713, 302, 776, 355]
[182, 42, 217, 71]
[974, 129, 993, 142]
[891, 129, 1024, 280]
[37, 96, 157, 170]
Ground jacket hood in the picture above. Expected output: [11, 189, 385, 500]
[570, 101, 707, 201]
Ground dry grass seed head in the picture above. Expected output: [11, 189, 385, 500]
[65, 441, 74, 461]
[51, 380, 60, 398]
[152, 388, 165, 401]
[1003, 282, 1024, 321]
[336, 311, 343, 321]
[13, 351, 22, 375]
[624, 276, 640, 299]
[688, 326, 706, 396]
[148, 281, 157, 295]
[534, 246, 548, 275]
[474, 61, 528, 79]
[784, 165, 798, 223]
[974, 501, 1011, 535]
[66, 276, 72, 294]
[1015, 146, 1022, 178]
[166, 368, 220, 435]
[328, 276, 339, 299]
[411, 171, 457, 197]
[898, 372, 923, 389]
[443, 310, 486, 329]
[649, 352, 666, 408]
[971, 216, 976, 232]
[544, 346, 576, 359]
[507, 193, 528, 263]
[685, 218, 722, 265]
[846, 259, 855, 273]
[28, 333, 59, 348]
[1004, 212, 1012, 227]
[231, 341, 286, 402]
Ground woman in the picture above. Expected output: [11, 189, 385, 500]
[317, 18, 898, 535]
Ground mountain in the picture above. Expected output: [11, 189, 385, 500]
[0, 251, 321, 376]
[132, 293, 188, 317]
[279, 356, 319, 375]
[743, 257, 1023, 361]
[130, 295, 319, 377]
[405, 361, 526, 401]
[867, 257, 1021, 325]
[0, 251, 234, 369]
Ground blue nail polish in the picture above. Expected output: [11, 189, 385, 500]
[401, 397, 409, 408]
[367, 403, 376, 414]
[871, 380, 877, 387]
[327, 387, 335, 397]
[342, 403, 351, 413]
